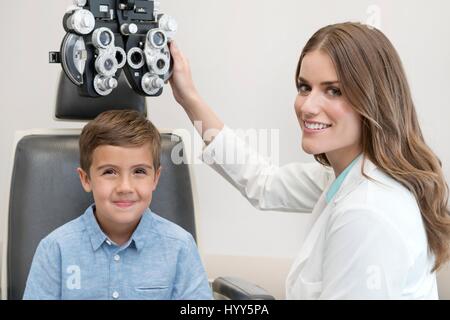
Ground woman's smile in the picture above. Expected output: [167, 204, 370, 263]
[303, 120, 332, 133]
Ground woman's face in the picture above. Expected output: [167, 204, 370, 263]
[295, 50, 362, 162]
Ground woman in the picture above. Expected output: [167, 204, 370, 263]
[169, 22, 450, 299]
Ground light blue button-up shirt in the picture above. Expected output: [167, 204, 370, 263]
[23, 205, 212, 300]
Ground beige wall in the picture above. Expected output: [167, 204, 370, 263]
[1, 0, 450, 298]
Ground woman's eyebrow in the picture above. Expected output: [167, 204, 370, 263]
[298, 77, 340, 85]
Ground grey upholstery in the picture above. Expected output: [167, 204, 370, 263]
[55, 71, 146, 120]
[6, 133, 195, 300]
[212, 277, 276, 300]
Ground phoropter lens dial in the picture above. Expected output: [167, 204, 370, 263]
[92, 27, 115, 49]
[127, 47, 145, 69]
[147, 29, 167, 49]
[95, 53, 118, 77]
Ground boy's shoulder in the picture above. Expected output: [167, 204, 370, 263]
[40, 214, 87, 247]
[147, 211, 195, 246]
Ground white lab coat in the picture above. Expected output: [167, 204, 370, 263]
[202, 126, 438, 299]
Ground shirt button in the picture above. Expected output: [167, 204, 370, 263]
[112, 291, 119, 299]
[114, 254, 120, 261]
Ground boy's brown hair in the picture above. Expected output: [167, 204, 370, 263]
[79, 110, 161, 176]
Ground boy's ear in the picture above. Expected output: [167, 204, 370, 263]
[77, 167, 92, 193]
[152, 166, 162, 191]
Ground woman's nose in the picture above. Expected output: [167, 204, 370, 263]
[296, 91, 322, 116]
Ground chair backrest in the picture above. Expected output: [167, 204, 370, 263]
[4, 130, 196, 300]
[55, 71, 147, 120]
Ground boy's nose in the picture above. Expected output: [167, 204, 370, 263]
[116, 176, 133, 193]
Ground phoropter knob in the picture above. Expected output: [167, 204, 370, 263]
[120, 23, 138, 36]
[98, 77, 118, 91]
[159, 15, 177, 32]
[66, 9, 95, 35]
[142, 73, 164, 95]
[73, 0, 87, 7]
[94, 75, 118, 96]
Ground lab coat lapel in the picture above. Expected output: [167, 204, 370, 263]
[290, 157, 378, 273]
[286, 157, 379, 298]
[286, 183, 333, 289]
[333, 156, 378, 204]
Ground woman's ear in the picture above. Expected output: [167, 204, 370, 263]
[77, 167, 92, 192]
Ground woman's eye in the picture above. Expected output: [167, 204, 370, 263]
[327, 86, 342, 97]
[297, 83, 311, 95]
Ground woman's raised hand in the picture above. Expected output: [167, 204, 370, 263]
[168, 41, 201, 109]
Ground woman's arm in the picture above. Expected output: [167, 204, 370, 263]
[201, 126, 331, 212]
[169, 41, 224, 145]
[168, 42, 331, 212]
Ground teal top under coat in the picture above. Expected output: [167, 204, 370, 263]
[326, 154, 362, 204]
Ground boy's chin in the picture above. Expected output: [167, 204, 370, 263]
[100, 204, 147, 220]
[108, 211, 145, 225]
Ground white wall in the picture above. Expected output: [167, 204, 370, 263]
[1, 0, 449, 299]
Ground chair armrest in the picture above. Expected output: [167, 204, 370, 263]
[212, 276, 275, 300]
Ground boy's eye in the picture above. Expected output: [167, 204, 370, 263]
[102, 169, 116, 175]
[297, 83, 311, 95]
[327, 86, 342, 97]
[134, 168, 148, 175]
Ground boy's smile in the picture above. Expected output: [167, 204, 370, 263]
[113, 199, 137, 209]
[78, 143, 161, 244]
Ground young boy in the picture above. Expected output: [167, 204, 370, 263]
[23, 110, 212, 300]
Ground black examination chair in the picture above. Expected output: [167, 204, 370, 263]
[1, 71, 274, 300]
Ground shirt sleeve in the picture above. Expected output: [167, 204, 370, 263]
[319, 206, 411, 299]
[23, 237, 62, 300]
[171, 235, 213, 300]
[201, 126, 333, 213]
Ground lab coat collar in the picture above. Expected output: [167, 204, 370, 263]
[332, 155, 378, 204]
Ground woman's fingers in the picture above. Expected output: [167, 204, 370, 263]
[169, 41, 187, 70]
[168, 41, 197, 105]
[169, 40, 180, 60]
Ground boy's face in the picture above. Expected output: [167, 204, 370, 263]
[78, 143, 161, 229]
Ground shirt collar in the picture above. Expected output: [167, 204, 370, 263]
[82, 205, 108, 251]
[82, 204, 154, 252]
[129, 208, 153, 252]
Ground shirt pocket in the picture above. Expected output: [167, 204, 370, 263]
[132, 284, 171, 300]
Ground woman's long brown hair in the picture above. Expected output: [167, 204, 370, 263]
[296, 22, 450, 271]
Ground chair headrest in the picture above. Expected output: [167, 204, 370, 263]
[55, 71, 147, 120]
